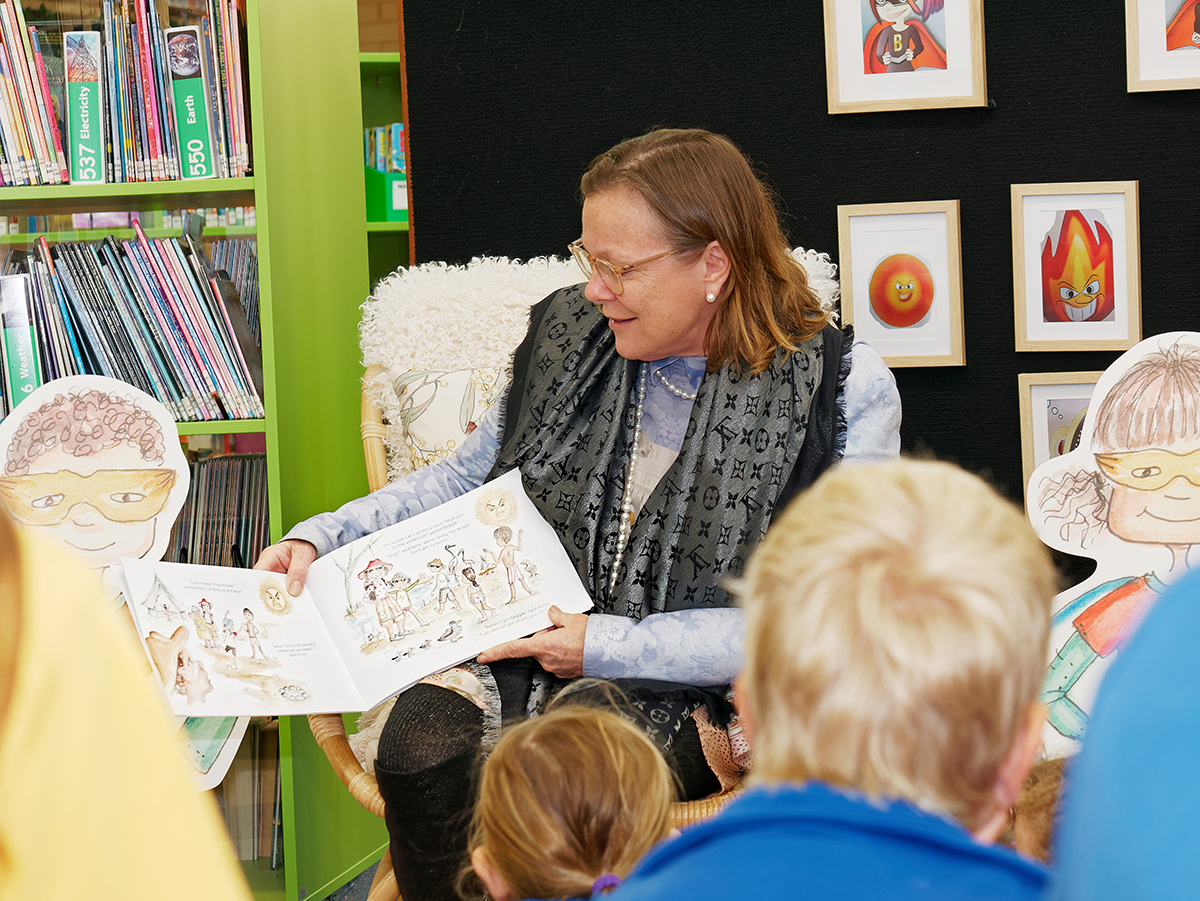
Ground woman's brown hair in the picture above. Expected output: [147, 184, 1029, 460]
[580, 128, 830, 375]
[467, 705, 675, 900]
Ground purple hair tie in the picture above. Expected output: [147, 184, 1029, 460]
[591, 874, 622, 896]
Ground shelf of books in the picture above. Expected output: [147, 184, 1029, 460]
[360, 50, 409, 288]
[2, 0, 382, 899]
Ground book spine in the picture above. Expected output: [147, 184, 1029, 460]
[126, 19, 147, 182]
[29, 28, 68, 182]
[98, 238, 182, 418]
[226, 0, 247, 174]
[0, 24, 36, 183]
[63, 32, 104, 184]
[199, 19, 226, 178]
[164, 26, 216, 180]
[0, 50, 24, 185]
[120, 237, 208, 418]
[0, 273, 43, 410]
[0, 2, 51, 183]
[210, 0, 234, 177]
[146, 0, 178, 180]
[104, 235, 190, 419]
[165, 237, 249, 417]
[34, 237, 86, 374]
[9, 1, 59, 183]
[135, 224, 229, 416]
[20, 256, 56, 381]
[101, 0, 123, 181]
[133, 0, 162, 180]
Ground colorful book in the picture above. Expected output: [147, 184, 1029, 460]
[0, 273, 43, 410]
[164, 26, 216, 180]
[28, 27, 68, 182]
[64, 31, 105, 184]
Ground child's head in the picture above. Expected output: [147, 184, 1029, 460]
[737, 458, 1056, 836]
[494, 526, 512, 544]
[468, 706, 674, 901]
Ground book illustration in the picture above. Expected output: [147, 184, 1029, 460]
[319, 480, 553, 668]
[124, 559, 360, 716]
[123, 469, 593, 717]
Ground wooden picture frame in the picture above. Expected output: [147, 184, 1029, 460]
[822, 0, 987, 114]
[1011, 182, 1141, 353]
[1018, 371, 1104, 491]
[837, 199, 964, 367]
[1126, 0, 1200, 92]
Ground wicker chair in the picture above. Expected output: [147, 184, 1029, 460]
[307, 256, 761, 901]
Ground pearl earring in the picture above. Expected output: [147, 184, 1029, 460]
[705, 292, 717, 304]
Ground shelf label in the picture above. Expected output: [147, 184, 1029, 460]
[165, 26, 217, 181]
[65, 32, 105, 184]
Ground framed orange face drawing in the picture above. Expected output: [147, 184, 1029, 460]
[837, 199, 964, 367]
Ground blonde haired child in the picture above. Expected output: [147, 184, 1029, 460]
[613, 458, 1057, 901]
[468, 705, 674, 901]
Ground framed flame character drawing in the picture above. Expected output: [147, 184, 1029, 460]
[1012, 182, 1141, 352]
[837, 199, 964, 367]
[1126, 0, 1200, 92]
[1026, 333, 1200, 761]
[822, 0, 985, 113]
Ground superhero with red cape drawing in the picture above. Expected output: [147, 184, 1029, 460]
[863, 0, 948, 74]
[1166, 0, 1200, 51]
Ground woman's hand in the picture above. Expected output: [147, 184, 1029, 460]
[476, 606, 588, 678]
[253, 540, 319, 596]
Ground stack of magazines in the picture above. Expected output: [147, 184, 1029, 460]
[0, 223, 263, 421]
[166, 451, 268, 567]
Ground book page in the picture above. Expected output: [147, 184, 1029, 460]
[121, 557, 364, 716]
[305, 468, 594, 710]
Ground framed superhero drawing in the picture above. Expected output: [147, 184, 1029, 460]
[1017, 371, 1104, 490]
[822, 0, 986, 113]
[837, 199, 965, 367]
[1011, 182, 1142, 353]
[1127, 0, 1200, 92]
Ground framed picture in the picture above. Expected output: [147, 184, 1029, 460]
[1126, 0, 1200, 92]
[822, 0, 987, 114]
[1011, 182, 1141, 352]
[1018, 371, 1104, 491]
[837, 199, 964, 367]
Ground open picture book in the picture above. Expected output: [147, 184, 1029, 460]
[120, 469, 593, 716]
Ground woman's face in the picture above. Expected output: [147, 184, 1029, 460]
[580, 188, 722, 361]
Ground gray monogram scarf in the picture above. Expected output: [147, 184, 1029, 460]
[490, 284, 845, 621]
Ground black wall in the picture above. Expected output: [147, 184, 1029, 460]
[401, 0, 1200, 525]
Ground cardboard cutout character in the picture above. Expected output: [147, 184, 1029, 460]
[1027, 333, 1200, 760]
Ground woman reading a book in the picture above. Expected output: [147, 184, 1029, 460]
[256, 128, 901, 901]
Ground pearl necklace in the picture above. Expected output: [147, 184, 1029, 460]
[610, 363, 647, 595]
[654, 366, 697, 400]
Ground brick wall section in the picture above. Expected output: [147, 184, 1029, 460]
[358, 0, 400, 51]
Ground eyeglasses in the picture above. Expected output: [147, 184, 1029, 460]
[568, 239, 682, 296]
[1095, 447, 1200, 491]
